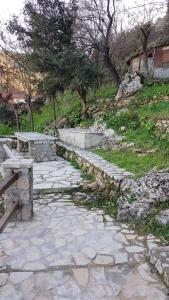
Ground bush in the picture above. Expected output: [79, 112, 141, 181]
[66, 107, 82, 127]
[103, 110, 140, 132]
[79, 119, 94, 128]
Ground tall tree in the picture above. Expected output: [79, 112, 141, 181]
[8, 0, 78, 120]
[75, 0, 121, 86]
[127, 0, 162, 74]
[8, 0, 100, 119]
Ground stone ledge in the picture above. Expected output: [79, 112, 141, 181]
[2, 158, 34, 169]
[56, 141, 133, 189]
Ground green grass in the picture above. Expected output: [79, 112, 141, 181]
[96, 84, 169, 177]
[70, 158, 95, 181]
[134, 100, 169, 120]
[24, 90, 81, 132]
[136, 82, 169, 103]
[23, 82, 117, 132]
[0, 123, 14, 136]
[94, 82, 117, 101]
[93, 149, 168, 178]
[80, 195, 119, 218]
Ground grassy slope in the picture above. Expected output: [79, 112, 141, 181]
[0, 81, 169, 178]
[94, 83, 169, 177]
[94, 149, 168, 178]
[0, 83, 117, 135]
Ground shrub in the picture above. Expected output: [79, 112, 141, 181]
[103, 111, 140, 132]
[66, 107, 82, 127]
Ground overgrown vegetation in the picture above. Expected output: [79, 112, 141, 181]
[70, 158, 94, 181]
[129, 201, 169, 243]
[92, 83, 169, 177]
[81, 194, 119, 218]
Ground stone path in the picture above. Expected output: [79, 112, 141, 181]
[0, 155, 168, 299]
[0, 192, 168, 299]
[33, 157, 83, 194]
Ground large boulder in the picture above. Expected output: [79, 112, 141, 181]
[89, 119, 124, 148]
[115, 72, 143, 101]
[117, 169, 169, 221]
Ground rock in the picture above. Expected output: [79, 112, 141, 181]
[104, 215, 113, 222]
[104, 128, 116, 138]
[0, 274, 8, 286]
[120, 126, 126, 132]
[94, 255, 114, 265]
[155, 209, 169, 225]
[55, 239, 66, 248]
[115, 72, 143, 101]
[89, 119, 124, 149]
[126, 246, 144, 254]
[81, 247, 96, 259]
[118, 169, 169, 221]
[73, 252, 90, 266]
[114, 252, 128, 264]
[73, 268, 89, 287]
[138, 263, 157, 283]
[10, 272, 33, 284]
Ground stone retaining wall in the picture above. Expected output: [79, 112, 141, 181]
[56, 141, 133, 190]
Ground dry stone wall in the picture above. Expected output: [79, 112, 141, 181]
[56, 141, 132, 190]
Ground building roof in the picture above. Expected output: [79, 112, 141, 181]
[126, 38, 169, 64]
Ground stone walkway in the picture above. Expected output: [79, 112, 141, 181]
[0, 156, 168, 299]
[0, 192, 168, 299]
[33, 157, 83, 194]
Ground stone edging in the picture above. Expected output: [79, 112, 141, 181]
[55, 141, 133, 190]
[149, 245, 169, 287]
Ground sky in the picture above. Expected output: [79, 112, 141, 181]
[0, 0, 24, 23]
[0, 0, 167, 24]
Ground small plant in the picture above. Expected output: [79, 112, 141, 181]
[66, 107, 82, 127]
[70, 158, 81, 170]
[79, 119, 94, 128]
[103, 111, 140, 132]
[70, 158, 95, 181]
[129, 200, 169, 243]
[81, 168, 94, 181]
[127, 193, 137, 204]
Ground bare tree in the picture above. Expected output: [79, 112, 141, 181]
[76, 0, 122, 86]
[127, 1, 164, 74]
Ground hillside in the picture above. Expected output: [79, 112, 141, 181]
[1, 81, 169, 180]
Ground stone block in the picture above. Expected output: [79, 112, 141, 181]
[58, 128, 104, 149]
[2, 157, 33, 222]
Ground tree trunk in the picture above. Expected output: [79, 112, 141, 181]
[27, 98, 34, 131]
[142, 51, 149, 74]
[14, 108, 20, 131]
[76, 87, 89, 119]
[51, 96, 57, 122]
[104, 47, 121, 86]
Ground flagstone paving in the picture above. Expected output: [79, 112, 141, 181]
[0, 192, 168, 299]
[0, 156, 168, 299]
[33, 157, 83, 193]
